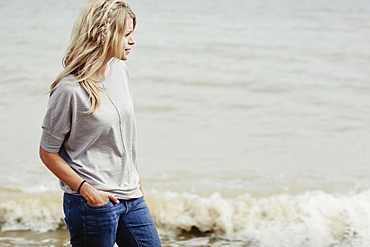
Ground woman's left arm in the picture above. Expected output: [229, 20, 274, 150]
[135, 163, 144, 195]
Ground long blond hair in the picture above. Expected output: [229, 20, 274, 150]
[51, 0, 136, 113]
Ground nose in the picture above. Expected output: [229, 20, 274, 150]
[129, 35, 135, 46]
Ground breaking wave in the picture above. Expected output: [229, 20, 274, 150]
[147, 189, 370, 247]
[2, 188, 370, 246]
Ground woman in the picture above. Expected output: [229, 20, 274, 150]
[39, 0, 161, 246]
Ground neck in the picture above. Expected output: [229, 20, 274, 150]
[91, 56, 112, 81]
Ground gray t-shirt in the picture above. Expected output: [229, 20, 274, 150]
[40, 58, 142, 200]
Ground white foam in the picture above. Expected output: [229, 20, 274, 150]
[0, 196, 63, 233]
[146, 189, 370, 247]
[2, 189, 370, 247]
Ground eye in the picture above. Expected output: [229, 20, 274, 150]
[125, 32, 131, 37]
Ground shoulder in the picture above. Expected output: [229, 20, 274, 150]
[50, 75, 82, 97]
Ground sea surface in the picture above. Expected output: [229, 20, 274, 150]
[1, 0, 370, 246]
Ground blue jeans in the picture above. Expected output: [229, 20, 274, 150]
[63, 193, 161, 247]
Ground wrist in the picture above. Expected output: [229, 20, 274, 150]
[77, 180, 86, 194]
[79, 182, 95, 198]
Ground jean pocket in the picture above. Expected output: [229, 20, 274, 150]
[85, 200, 112, 210]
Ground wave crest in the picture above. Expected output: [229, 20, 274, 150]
[2, 189, 370, 246]
[146, 189, 370, 246]
[0, 195, 63, 233]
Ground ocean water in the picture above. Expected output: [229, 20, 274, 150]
[1, 0, 370, 246]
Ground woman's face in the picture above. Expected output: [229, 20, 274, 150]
[120, 18, 135, 61]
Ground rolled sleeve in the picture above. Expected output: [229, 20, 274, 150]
[40, 80, 77, 153]
[40, 128, 66, 153]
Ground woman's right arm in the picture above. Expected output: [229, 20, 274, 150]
[39, 146, 119, 206]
